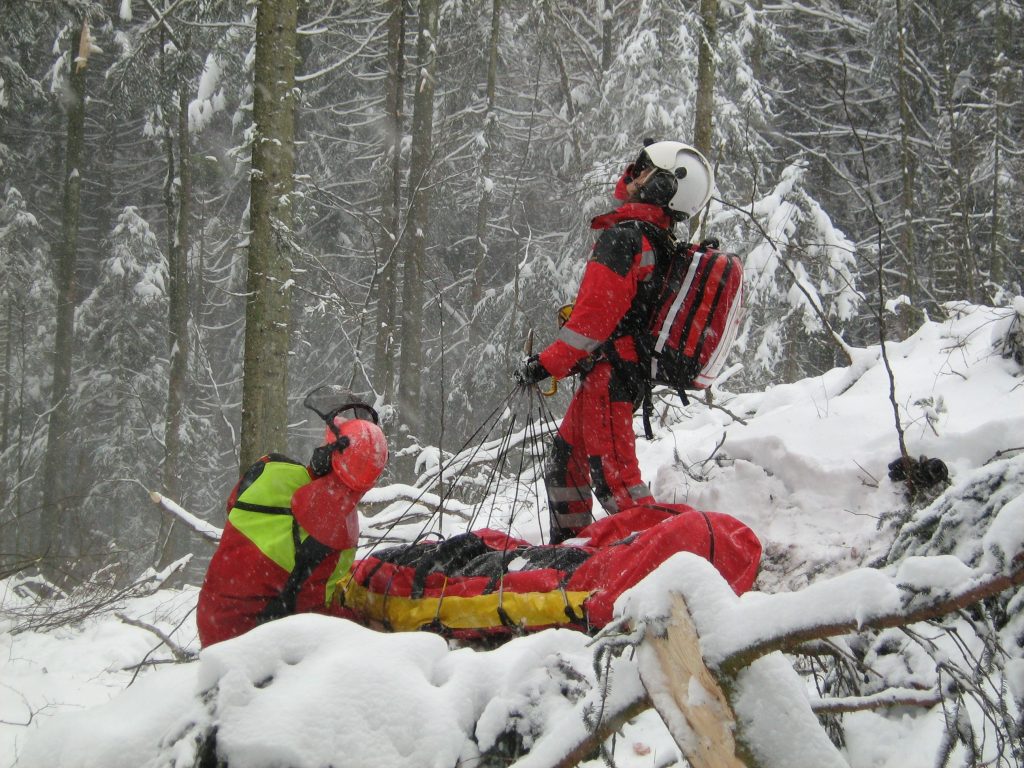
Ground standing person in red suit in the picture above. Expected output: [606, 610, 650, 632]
[197, 390, 388, 646]
[514, 139, 715, 543]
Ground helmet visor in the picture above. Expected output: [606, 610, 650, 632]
[303, 385, 380, 440]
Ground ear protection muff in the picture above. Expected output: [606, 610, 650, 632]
[309, 436, 351, 478]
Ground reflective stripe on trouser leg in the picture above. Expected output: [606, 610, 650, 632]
[545, 422, 594, 543]
[581, 362, 653, 515]
[589, 457, 618, 513]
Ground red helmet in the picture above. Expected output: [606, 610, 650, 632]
[293, 418, 387, 550]
[330, 418, 388, 492]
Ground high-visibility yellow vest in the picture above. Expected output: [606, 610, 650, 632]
[228, 458, 352, 605]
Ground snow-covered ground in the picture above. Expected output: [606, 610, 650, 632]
[2, 301, 1023, 768]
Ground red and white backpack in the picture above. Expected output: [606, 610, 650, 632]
[644, 237, 744, 392]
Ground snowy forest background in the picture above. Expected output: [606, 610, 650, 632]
[1, 0, 1022, 585]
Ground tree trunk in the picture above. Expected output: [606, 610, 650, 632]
[0, 298, 10, 463]
[374, 0, 407, 402]
[397, 0, 438, 438]
[470, 0, 501, 341]
[544, 1, 582, 171]
[938, 11, 976, 303]
[239, 0, 299, 471]
[894, 0, 918, 312]
[693, 0, 717, 160]
[989, 0, 1009, 292]
[159, 72, 193, 568]
[692, 0, 717, 242]
[599, 0, 613, 73]
[39, 19, 88, 563]
[0, 299, 12, 509]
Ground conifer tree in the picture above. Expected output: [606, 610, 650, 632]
[239, 0, 300, 471]
[40, 15, 91, 566]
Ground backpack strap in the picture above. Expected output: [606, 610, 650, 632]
[579, 221, 716, 440]
[615, 223, 720, 438]
[641, 383, 655, 440]
[227, 453, 305, 515]
[256, 523, 335, 625]
[635, 380, 690, 440]
[617, 220, 679, 343]
[607, 220, 682, 440]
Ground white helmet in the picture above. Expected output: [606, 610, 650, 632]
[633, 140, 714, 217]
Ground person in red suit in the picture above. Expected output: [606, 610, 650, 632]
[515, 140, 715, 543]
[197, 394, 388, 646]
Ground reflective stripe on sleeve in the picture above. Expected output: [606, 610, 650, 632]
[640, 244, 656, 269]
[556, 325, 603, 353]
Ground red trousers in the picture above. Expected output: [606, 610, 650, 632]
[544, 361, 654, 543]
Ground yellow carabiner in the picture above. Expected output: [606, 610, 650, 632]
[537, 305, 573, 396]
[557, 303, 573, 327]
[539, 304, 574, 396]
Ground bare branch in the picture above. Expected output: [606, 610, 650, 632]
[507, 689, 653, 768]
[810, 687, 942, 714]
[148, 491, 221, 544]
[115, 612, 196, 663]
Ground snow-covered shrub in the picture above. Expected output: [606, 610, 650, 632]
[997, 297, 1024, 367]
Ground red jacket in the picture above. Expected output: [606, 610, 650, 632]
[537, 203, 671, 378]
[197, 457, 357, 647]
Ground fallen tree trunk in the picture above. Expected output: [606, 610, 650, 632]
[626, 550, 1024, 768]
[640, 595, 746, 768]
[531, 543, 1023, 768]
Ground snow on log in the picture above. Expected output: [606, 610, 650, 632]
[615, 492, 1023, 768]
[148, 490, 222, 543]
[624, 566, 850, 768]
[359, 482, 473, 521]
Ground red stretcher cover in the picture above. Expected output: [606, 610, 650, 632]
[334, 502, 762, 638]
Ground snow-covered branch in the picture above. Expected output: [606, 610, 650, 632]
[614, 487, 1024, 768]
[718, 554, 1024, 679]
[148, 490, 222, 543]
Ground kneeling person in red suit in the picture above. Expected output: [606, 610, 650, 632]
[197, 392, 388, 647]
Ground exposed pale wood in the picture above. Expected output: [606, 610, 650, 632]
[75, 20, 92, 70]
[149, 491, 221, 544]
[631, 554, 1023, 768]
[642, 594, 745, 768]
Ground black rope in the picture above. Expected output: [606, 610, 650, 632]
[530, 377, 578, 544]
[348, 371, 572, 633]
[474, 413, 520, 531]
[359, 386, 523, 564]
[529, 390, 561, 542]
